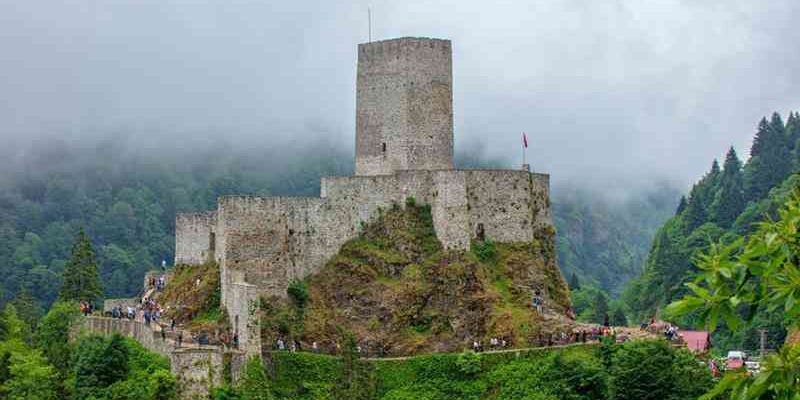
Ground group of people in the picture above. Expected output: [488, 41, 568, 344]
[109, 305, 137, 320]
[275, 338, 302, 352]
[472, 337, 510, 352]
[664, 324, 679, 341]
[147, 274, 167, 292]
[140, 296, 162, 326]
[640, 318, 681, 341]
[79, 300, 95, 316]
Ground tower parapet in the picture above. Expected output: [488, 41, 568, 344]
[355, 37, 454, 176]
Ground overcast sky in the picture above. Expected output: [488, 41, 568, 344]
[1, 0, 798, 191]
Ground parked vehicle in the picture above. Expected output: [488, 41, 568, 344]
[726, 351, 746, 370]
[745, 361, 761, 375]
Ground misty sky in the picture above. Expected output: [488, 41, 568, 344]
[1, 1, 798, 192]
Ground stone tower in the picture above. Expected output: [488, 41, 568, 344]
[355, 37, 454, 176]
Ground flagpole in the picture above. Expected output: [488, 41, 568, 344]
[522, 132, 527, 170]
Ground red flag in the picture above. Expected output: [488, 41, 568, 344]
[522, 132, 528, 148]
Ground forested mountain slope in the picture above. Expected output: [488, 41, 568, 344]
[553, 184, 678, 295]
[624, 111, 800, 351]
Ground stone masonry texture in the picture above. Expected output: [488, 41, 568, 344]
[356, 37, 454, 176]
[172, 37, 555, 355]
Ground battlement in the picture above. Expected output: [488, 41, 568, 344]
[358, 37, 451, 60]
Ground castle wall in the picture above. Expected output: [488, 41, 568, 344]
[175, 211, 216, 265]
[207, 169, 552, 357]
[463, 170, 550, 244]
[355, 38, 454, 176]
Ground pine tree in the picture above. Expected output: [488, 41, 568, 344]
[11, 288, 42, 334]
[683, 160, 721, 231]
[675, 196, 688, 215]
[592, 291, 609, 325]
[611, 307, 627, 327]
[710, 147, 746, 228]
[787, 112, 800, 171]
[98, 334, 129, 386]
[59, 228, 103, 302]
[745, 113, 792, 201]
[568, 272, 581, 291]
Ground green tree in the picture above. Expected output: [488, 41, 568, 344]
[10, 288, 42, 335]
[35, 301, 80, 377]
[667, 190, 800, 399]
[549, 350, 607, 400]
[683, 160, 721, 231]
[610, 307, 627, 327]
[149, 369, 178, 400]
[72, 335, 131, 399]
[3, 350, 59, 400]
[568, 272, 581, 291]
[2, 305, 30, 343]
[745, 114, 792, 201]
[609, 340, 710, 400]
[592, 291, 609, 325]
[710, 147, 745, 228]
[675, 195, 687, 215]
[59, 228, 102, 302]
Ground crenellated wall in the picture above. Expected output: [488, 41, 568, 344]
[73, 316, 245, 399]
[212, 169, 552, 304]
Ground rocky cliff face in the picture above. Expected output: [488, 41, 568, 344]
[260, 201, 571, 356]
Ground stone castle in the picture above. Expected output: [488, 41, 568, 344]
[174, 37, 553, 356]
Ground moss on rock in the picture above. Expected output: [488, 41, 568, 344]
[261, 203, 572, 356]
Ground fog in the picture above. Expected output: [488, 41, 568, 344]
[1, 0, 798, 194]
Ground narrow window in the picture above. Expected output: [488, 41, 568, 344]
[476, 223, 485, 242]
[381, 142, 387, 153]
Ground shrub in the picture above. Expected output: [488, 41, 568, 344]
[237, 357, 274, 400]
[472, 240, 497, 263]
[287, 280, 309, 308]
[455, 351, 482, 376]
[609, 340, 710, 400]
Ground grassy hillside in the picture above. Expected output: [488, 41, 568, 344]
[261, 200, 571, 357]
[158, 261, 226, 333]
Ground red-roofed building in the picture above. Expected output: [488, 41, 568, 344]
[680, 331, 711, 353]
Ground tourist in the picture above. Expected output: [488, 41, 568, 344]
[277, 338, 285, 351]
[233, 333, 239, 349]
[312, 341, 318, 353]
[161, 328, 166, 341]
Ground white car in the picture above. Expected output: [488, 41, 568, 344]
[745, 361, 760, 374]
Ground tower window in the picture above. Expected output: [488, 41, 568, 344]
[382, 143, 386, 153]
[476, 223, 485, 241]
